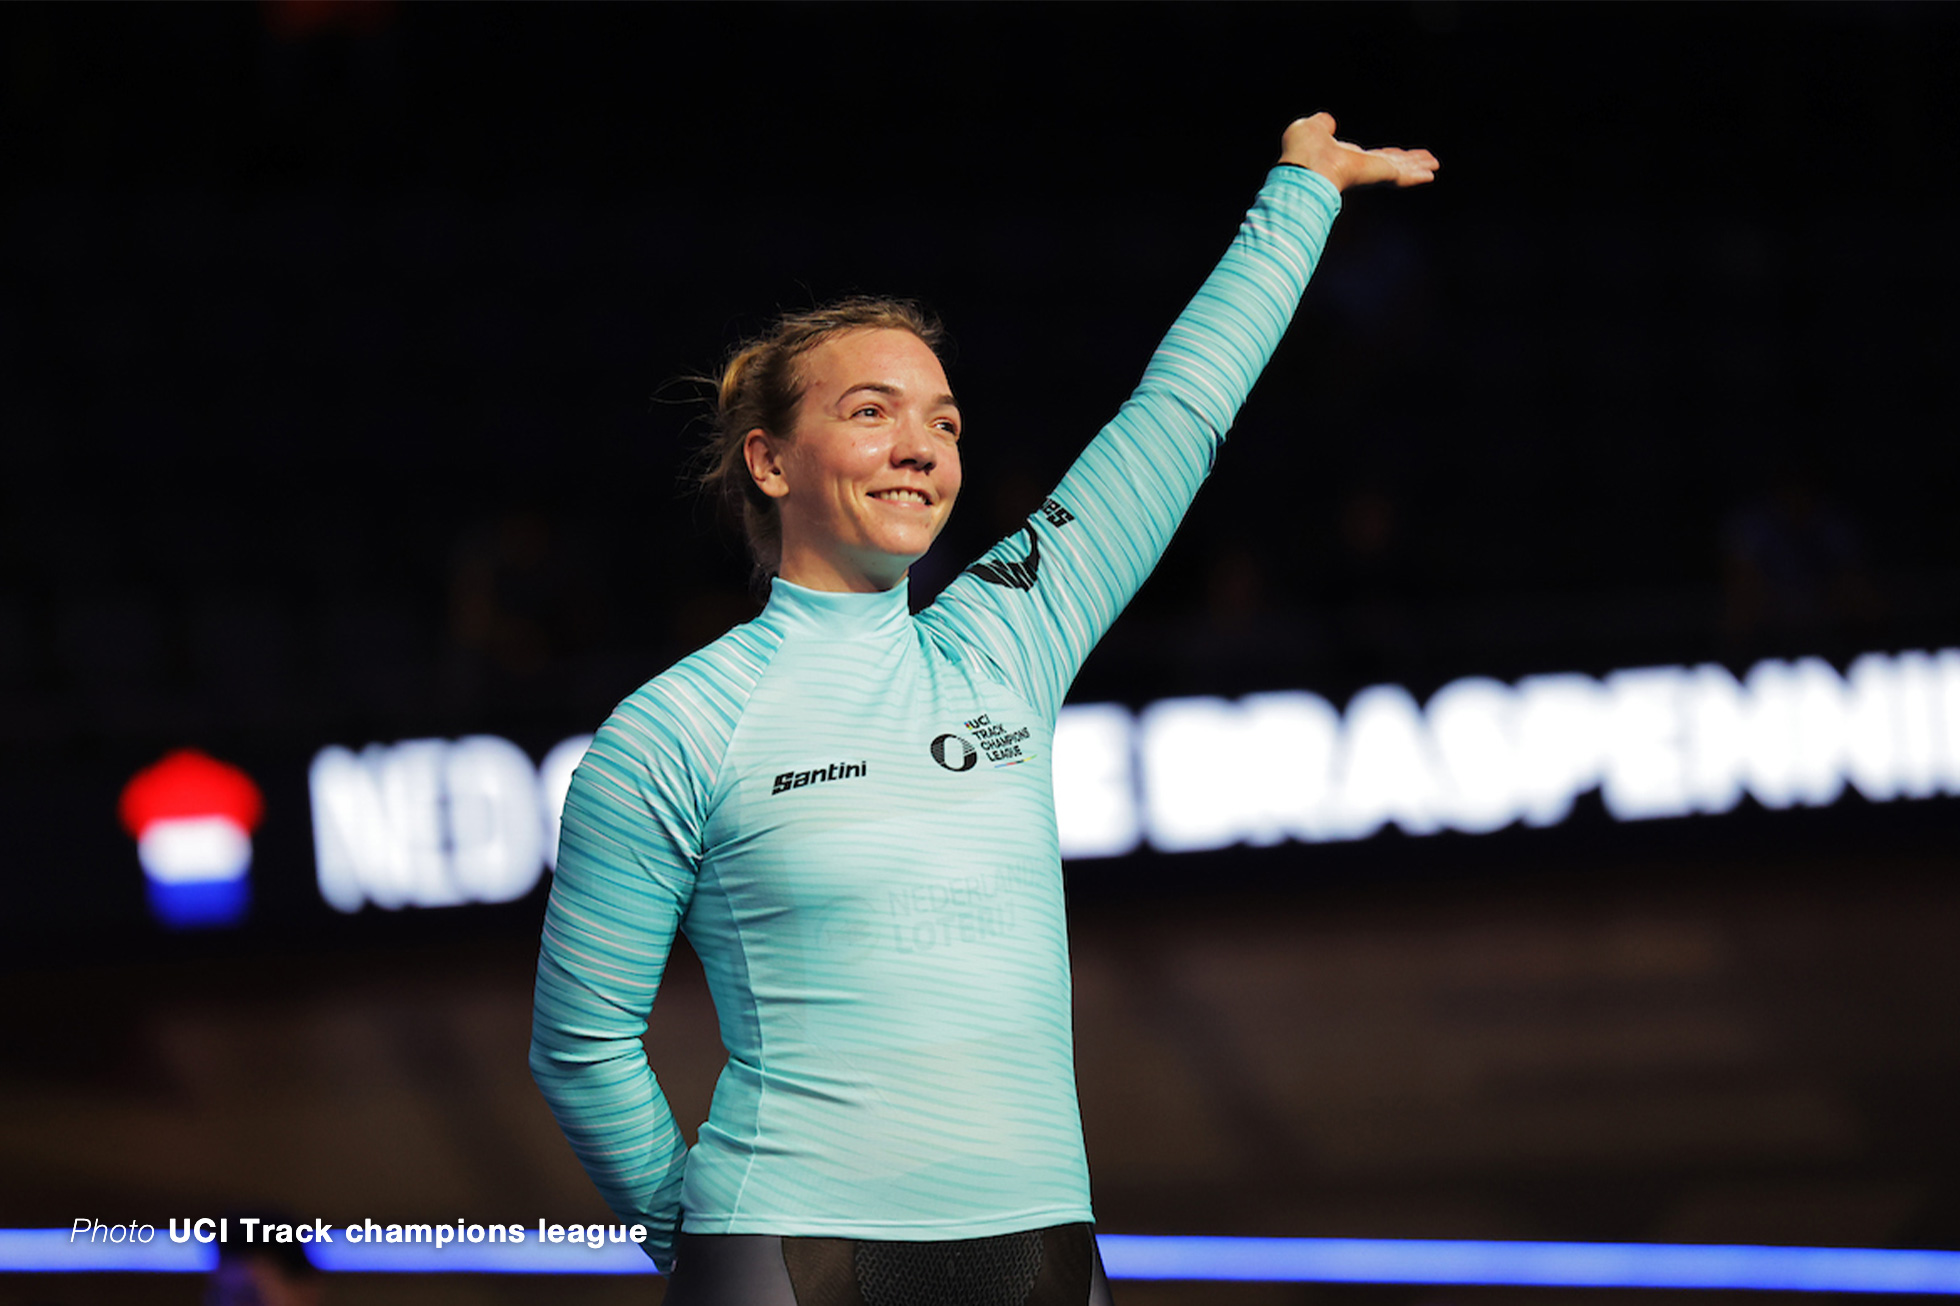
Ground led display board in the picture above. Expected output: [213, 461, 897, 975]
[309, 735, 590, 913]
[73, 645, 1955, 936]
[1056, 648, 1960, 858]
[290, 647, 1957, 922]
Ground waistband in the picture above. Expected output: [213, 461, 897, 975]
[663, 1223, 1111, 1306]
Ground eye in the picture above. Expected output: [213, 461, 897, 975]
[934, 418, 961, 439]
[853, 405, 881, 419]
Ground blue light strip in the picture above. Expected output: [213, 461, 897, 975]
[8, 1229, 1960, 1292]
[0, 1230, 217, 1273]
[1097, 1236, 1960, 1293]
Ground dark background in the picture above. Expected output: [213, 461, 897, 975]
[2, 4, 1958, 1303]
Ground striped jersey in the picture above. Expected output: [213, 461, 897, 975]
[530, 164, 1341, 1269]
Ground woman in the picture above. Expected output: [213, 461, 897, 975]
[532, 113, 1437, 1305]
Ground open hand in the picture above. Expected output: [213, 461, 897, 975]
[1279, 113, 1438, 193]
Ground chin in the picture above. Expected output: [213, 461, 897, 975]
[875, 545, 931, 580]
[873, 528, 937, 559]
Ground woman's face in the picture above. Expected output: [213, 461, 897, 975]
[749, 327, 963, 593]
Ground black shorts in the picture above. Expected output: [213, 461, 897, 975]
[662, 1223, 1115, 1306]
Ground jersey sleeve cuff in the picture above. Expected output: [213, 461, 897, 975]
[1267, 162, 1344, 219]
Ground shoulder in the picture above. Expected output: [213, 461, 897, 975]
[590, 617, 785, 782]
[628, 619, 782, 727]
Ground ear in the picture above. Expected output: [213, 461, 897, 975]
[743, 428, 790, 500]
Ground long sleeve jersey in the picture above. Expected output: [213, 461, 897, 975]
[530, 164, 1342, 1270]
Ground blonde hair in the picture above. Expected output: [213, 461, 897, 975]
[695, 297, 947, 580]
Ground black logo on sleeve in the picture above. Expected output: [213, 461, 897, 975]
[771, 761, 868, 795]
[929, 734, 978, 772]
[968, 526, 1041, 591]
[1039, 497, 1075, 527]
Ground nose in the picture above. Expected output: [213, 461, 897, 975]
[892, 419, 937, 472]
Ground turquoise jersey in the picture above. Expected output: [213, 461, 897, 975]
[531, 165, 1341, 1270]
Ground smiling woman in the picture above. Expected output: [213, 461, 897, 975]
[744, 325, 964, 594]
[695, 296, 954, 590]
[531, 113, 1437, 1306]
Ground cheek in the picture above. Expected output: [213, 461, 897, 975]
[842, 435, 892, 483]
[792, 435, 876, 496]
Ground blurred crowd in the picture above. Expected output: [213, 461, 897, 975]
[2, 3, 1954, 766]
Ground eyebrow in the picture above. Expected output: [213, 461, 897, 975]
[842, 382, 960, 410]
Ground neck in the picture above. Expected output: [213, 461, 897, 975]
[775, 545, 911, 594]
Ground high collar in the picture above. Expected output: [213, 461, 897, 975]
[763, 574, 912, 639]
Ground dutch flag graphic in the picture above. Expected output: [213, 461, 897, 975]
[118, 750, 264, 929]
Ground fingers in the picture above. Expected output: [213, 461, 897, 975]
[1277, 113, 1439, 190]
[1359, 145, 1440, 186]
[1387, 147, 1441, 170]
[1352, 145, 1439, 168]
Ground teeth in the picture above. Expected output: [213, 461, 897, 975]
[871, 489, 928, 504]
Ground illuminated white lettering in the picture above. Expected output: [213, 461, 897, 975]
[1717, 659, 1844, 810]
[1883, 651, 1944, 799]
[1066, 647, 1960, 858]
[1427, 677, 1524, 834]
[1780, 658, 1855, 808]
[1599, 667, 1692, 820]
[309, 734, 590, 912]
[446, 736, 546, 902]
[1242, 691, 1344, 844]
[310, 740, 451, 912]
[1511, 674, 1607, 826]
[1136, 692, 1344, 852]
[1054, 704, 1140, 858]
[1331, 685, 1443, 839]
[1941, 651, 1960, 795]
[305, 653, 1958, 886]
[1139, 696, 1241, 853]
[1680, 663, 1751, 815]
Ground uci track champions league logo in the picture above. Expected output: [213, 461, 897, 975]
[933, 712, 1036, 772]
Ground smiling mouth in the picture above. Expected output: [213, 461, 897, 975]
[868, 489, 932, 506]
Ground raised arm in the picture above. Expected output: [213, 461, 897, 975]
[924, 115, 1436, 719]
